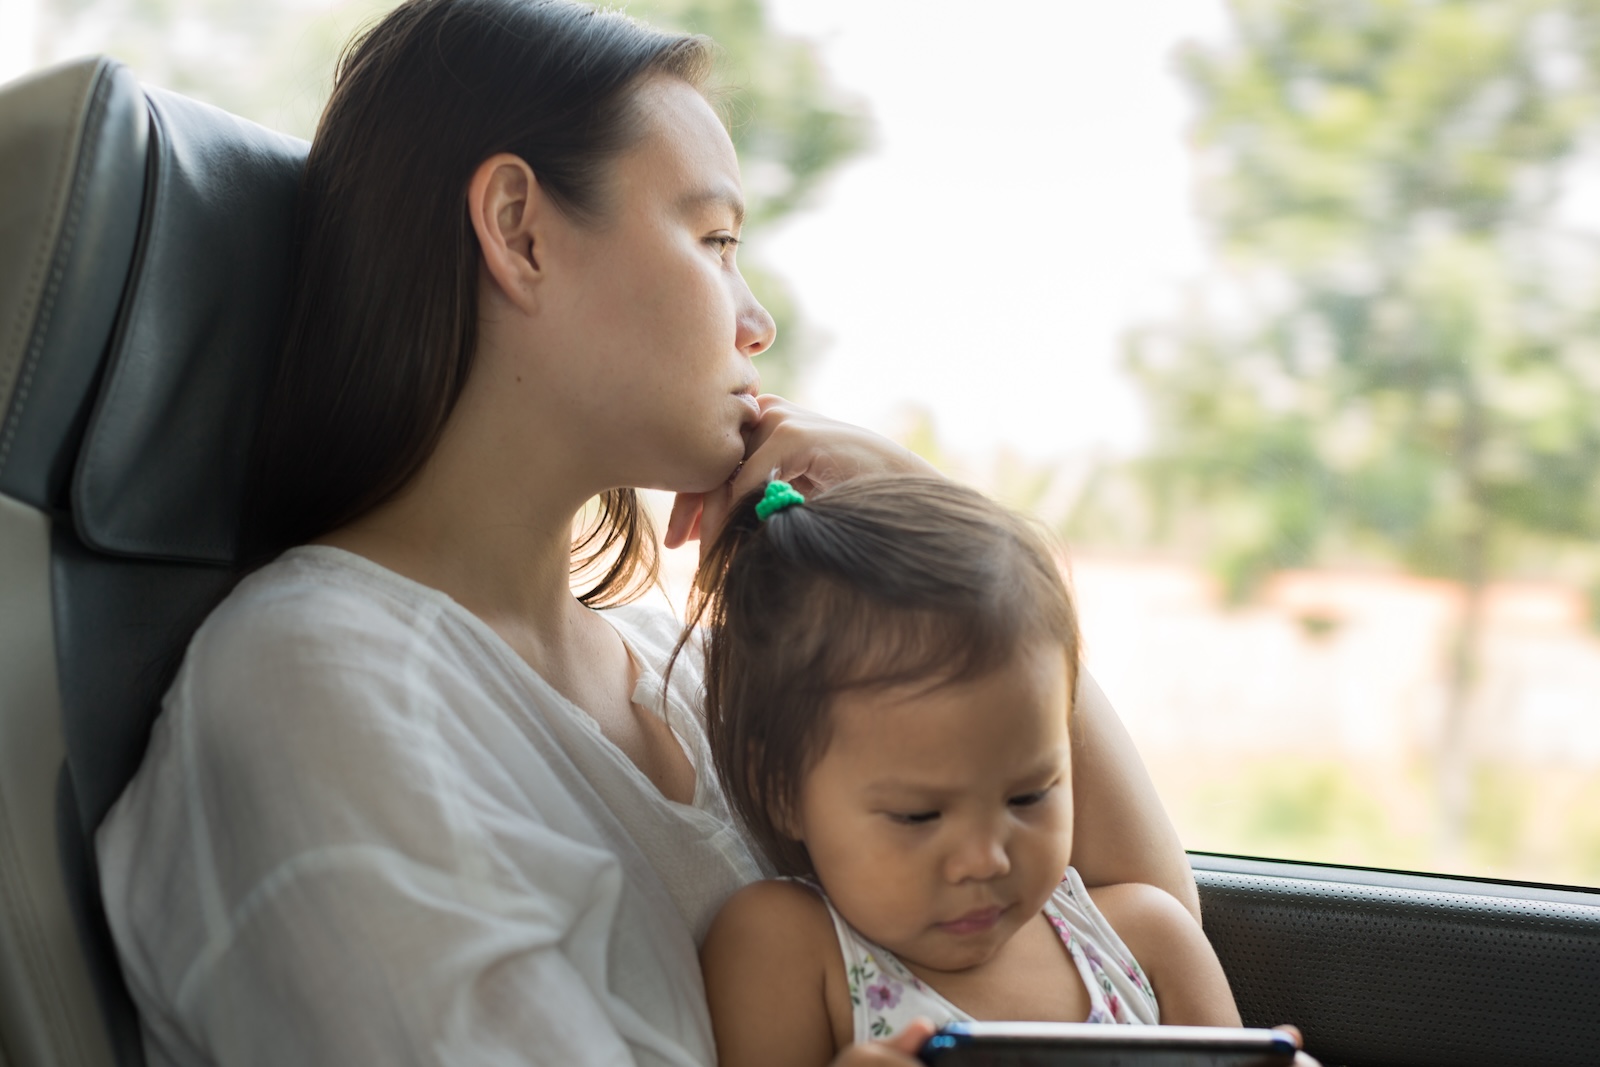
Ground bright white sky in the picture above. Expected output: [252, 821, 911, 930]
[0, 0, 1229, 464]
[759, 0, 1228, 463]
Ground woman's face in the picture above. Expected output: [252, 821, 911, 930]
[528, 76, 776, 495]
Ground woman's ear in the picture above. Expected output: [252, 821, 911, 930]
[467, 153, 545, 313]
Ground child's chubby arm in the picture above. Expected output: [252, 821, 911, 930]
[1087, 882, 1242, 1027]
[701, 880, 934, 1067]
[1092, 884, 1323, 1065]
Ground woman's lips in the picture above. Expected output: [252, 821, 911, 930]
[937, 905, 1006, 935]
[734, 390, 761, 421]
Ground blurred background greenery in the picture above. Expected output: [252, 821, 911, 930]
[1120, 0, 1600, 865]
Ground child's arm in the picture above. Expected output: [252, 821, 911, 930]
[701, 880, 853, 1067]
[1087, 882, 1242, 1027]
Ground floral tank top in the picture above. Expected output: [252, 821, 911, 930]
[814, 867, 1159, 1043]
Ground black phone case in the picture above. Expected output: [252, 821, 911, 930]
[917, 1022, 1298, 1067]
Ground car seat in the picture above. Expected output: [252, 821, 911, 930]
[0, 56, 306, 1067]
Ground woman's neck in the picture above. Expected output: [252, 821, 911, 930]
[316, 376, 607, 656]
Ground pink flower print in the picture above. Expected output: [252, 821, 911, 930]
[866, 979, 903, 1012]
[1107, 993, 1122, 1020]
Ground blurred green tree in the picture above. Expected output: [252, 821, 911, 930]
[1127, 0, 1600, 845]
[38, 0, 866, 395]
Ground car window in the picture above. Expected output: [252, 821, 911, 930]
[10, 0, 1599, 891]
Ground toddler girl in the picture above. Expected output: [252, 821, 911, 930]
[681, 475, 1243, 1066]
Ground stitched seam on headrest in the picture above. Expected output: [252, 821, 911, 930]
[0, 65, 109, 480]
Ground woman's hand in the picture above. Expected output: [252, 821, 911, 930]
[828, 1019, 936, 1067]
[665, 396, 940, 552]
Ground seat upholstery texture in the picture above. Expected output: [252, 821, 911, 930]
[0, 55, 306, 1067]
[1197, 860, 1600, 1067]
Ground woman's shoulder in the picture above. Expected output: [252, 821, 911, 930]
[600, 597, 689, 657]
[200, 546, 444, 657]
[175, 546, 464, 730]
[228, 543, 445, 618]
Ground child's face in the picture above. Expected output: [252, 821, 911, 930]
[790, 640, 1075, 975]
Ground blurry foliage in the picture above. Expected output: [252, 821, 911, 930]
[39, 0, 867, 396]
[1127, 0, 1600, 840]
[1465, 762, 1527, 868]
[1130, 0, 1600, 603]
[1180, 754, 1600, 884]
[1192, 760, 1417, 867]
[1576, 796, 1600, 882]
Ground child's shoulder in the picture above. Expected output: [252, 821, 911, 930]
[701, 880, 851, 1065]
[1085, 881, 1242, 1027]
[1085, 880, 1202, 961]
[705, 878, 837, 955]
[1085, 880, 1197, 934]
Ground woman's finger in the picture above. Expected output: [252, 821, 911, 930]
[695, 481, 735, 557]
[732, 397, 936, 499]
[682, 396, 941, 552]
[664, 492, 704, 549]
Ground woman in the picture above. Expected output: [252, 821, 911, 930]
[96, 1, 1198, 1064]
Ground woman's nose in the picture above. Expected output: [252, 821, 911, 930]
[944, 825, 1011, 883]
[735, 276, 776, 359]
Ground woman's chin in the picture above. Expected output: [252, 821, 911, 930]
[645, 455, 745, 497]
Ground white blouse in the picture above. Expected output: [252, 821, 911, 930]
[97, 545, 765, 1067]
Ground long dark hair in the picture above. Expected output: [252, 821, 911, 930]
[243, 0, 711, 605]
[674, 475, 1082, 877]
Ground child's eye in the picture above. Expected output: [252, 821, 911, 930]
[888, 810, 941, 826]
[1008, 788, 1052, 808]
[705, 234, 740, 257]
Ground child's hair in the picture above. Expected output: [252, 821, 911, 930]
[677, 474, 1080, 877]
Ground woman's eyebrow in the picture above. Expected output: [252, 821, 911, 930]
[676, 185, 746, 227]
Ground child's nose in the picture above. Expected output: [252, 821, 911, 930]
[944, 824, 1011, 883]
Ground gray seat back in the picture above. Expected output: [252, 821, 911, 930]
[0, 56, 307, 1066]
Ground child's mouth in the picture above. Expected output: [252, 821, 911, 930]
[937, 905, 1006, 935]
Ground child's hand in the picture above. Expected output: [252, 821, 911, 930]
[828, 1018, 937, 1066]
[1274, 1023, 1323, 1066]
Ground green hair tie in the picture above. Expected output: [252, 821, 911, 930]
[755, 479, 806, 521]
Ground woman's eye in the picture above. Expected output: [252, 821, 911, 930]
[888, 810, 941, 826]
[705, 234, 740, 257]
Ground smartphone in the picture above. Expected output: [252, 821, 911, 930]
[917, 1021, 1299, 1067]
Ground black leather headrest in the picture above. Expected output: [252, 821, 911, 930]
[73, 86, 307, 565]
[0, 57, 147, 512]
